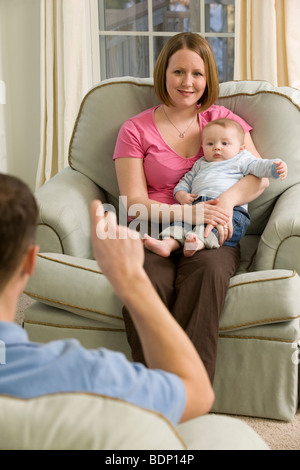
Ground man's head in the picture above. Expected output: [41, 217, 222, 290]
[202, 118, 246, 162]
[0, 174, 38, 293]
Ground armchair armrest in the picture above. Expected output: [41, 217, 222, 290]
[36, 167, 106, 259]
[254, 184, 300, 272]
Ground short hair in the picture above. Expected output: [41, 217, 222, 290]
[202, 118, 245, 144]
[153, 32, 219, 112]
[0, 174, 38, 292]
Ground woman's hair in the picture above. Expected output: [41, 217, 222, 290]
[0, 174, 38, 292]
[153, 32, 219, 112]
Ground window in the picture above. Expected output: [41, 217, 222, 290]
[98, 0, 235, 82]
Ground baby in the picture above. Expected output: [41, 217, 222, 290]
[144, 118, 288, 257]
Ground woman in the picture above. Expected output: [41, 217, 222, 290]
[113, 33, 268, 384]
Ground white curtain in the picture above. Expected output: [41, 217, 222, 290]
[36, 0, 100, 189]
[0, 0, 7, 173]
[0, 80, 6, 174]
[234, 0, 300, 87]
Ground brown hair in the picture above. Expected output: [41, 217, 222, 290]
[153, 32, 219, 112]
[0, 174, 38, 292]
[202, 118, 245, 144]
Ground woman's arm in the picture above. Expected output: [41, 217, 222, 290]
[115, 158, 230, 227]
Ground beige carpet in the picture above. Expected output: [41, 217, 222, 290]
[16, 294, 300, 450]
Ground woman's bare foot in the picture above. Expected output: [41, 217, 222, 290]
[143, 234, 180, 257]
[183, 233, 205, 257]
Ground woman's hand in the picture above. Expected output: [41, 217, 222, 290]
[214, 223, 232, 245]
[191, 199, 230, 228]
[203, 198, 234, 244]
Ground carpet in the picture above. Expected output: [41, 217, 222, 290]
[16, 293, 300, 450]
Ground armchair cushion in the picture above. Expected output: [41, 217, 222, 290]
[26, 253, 124, 326]
[0, 393, 186, 450]
[25, 253, 300, 337]
[0, 393, 269, 450]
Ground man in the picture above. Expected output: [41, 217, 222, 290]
[0, 174, 214, 425]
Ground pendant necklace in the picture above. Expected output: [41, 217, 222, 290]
[163, 106, 196, 138]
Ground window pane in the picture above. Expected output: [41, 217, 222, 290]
[153, 36, 173, 64]
[101, 35, 149, 78]
[205, 0, 235, 33]
[153, 0, 200, 33]
[207, 36, 234, 82]
[102, 0, 148, 32]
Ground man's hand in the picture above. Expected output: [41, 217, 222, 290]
[91, 200, 145, 298]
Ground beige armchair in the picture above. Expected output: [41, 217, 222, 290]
[24, 78, 300, 422]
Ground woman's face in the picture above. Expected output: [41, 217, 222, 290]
[165, 48, 207, 109]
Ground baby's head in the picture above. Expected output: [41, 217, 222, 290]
[202, 118, 246, 162]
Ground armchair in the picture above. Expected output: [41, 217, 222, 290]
[24, 78, 300, 421]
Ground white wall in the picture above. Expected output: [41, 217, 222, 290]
[1, 0, 40, 190]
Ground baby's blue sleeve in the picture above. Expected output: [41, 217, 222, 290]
[240, 152, 281, 179]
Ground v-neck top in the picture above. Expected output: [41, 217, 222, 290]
[113, 104, 252, 205]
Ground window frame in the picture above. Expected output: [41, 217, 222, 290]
[98, 0, 235, 80]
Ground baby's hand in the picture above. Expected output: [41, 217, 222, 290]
[274, 160, 288, 180]
[176, 191, 198, 205]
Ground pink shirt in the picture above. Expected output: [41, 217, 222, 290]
[113, 105, 252, 205]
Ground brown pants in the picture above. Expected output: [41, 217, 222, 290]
[122, 244, 240, 384]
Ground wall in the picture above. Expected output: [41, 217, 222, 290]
[1, 0, 40, 190]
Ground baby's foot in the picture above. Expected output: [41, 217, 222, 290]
[183, 233, 205, 257]
[143, 234, 179, 257]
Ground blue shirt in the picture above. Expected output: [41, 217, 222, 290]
[0, 322, 186, 425]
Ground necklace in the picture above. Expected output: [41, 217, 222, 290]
[162, 106, 196, 138]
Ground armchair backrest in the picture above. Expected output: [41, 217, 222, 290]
[69, 77, 159, 211]
[0, 392, 186, 450]
[69, 77, 300, 235]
